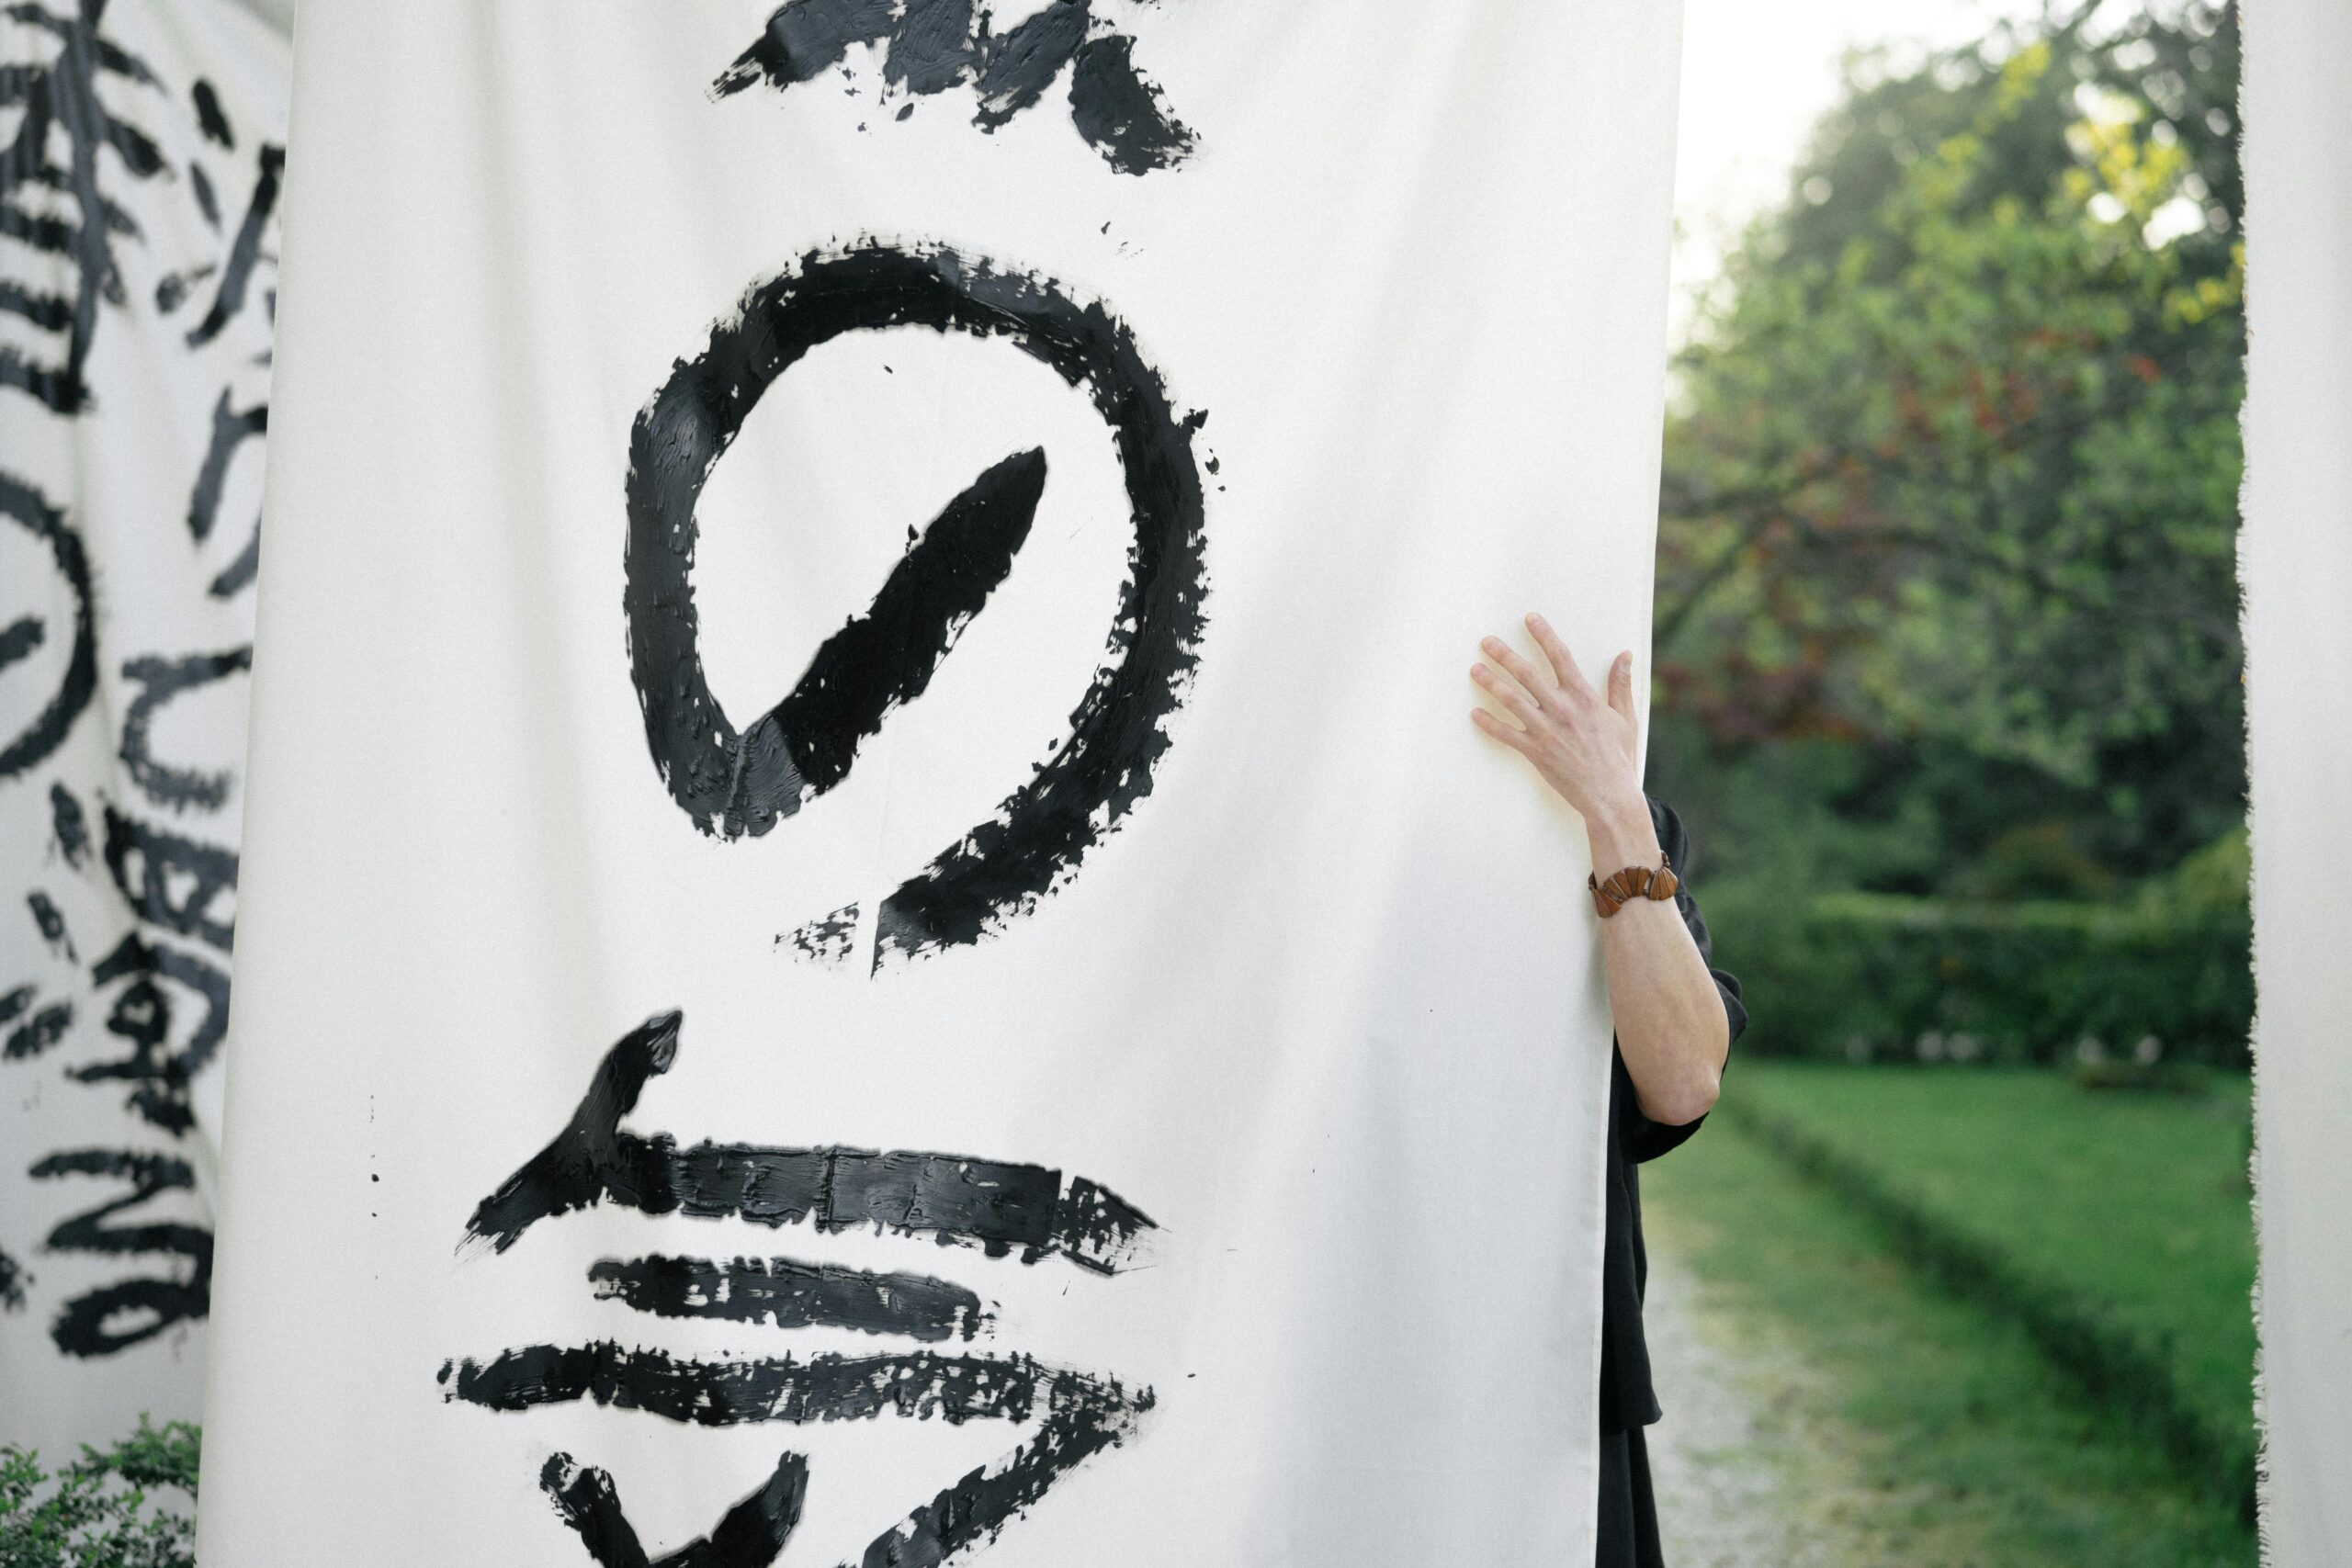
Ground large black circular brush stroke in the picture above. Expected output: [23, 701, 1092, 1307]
[0, 470, 97, 780]
[625, 241, 1207, 967]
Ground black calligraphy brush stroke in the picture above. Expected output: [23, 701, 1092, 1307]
[0, 279, 74, 333]
[627, 242, 1205, 966]
[0, 615, 40, 669]
[0, 0, 167, 413]
[102, 806, 236, 952]
[544, 1450, 808, 1568]
[76, 932, 229, 1132]
[190, 78, 232, 148]
[460, 1013, 1155, 1273]
[714, 0, 1193, 174]
[187, 390, 266, 543]
[207, 521, 260, 598]
[0, 472, 96, 779]
[443, 1343, 1056, 1427]
[719, 448, 1046, 829]
[28, 888, 72, 956]
[972, 0, 1087, 128]
[1068, 33, 1196, 175]
[32, 1147, 211, 1356]
[711, 0, 892, 95]
[786, 901, 857, 964]
[4, 998, 69, 1060]
[886, 0, 975, 96]
[119, 647, 251, 810]
[185, 143, 280, 349]
[50, 782, 89, 866]
[589, 1254, 989, 1343]
[0, 985, 27, 1023]
[0, 1247, 23, 1312]
[857, 1388, 1147, 1568]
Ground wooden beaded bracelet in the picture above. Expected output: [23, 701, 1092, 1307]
[1589, 853, 1679, 918]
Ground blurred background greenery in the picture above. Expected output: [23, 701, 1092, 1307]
[1644, 4, 2256, 1563]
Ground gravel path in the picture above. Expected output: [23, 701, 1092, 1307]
[1642, 1239, 1870, 1567]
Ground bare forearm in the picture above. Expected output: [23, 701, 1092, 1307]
[1469, 615, 1729, 1128]
[1586, 798, 1729, 1127]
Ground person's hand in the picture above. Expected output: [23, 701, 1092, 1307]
[1471, 614, 1652, 857]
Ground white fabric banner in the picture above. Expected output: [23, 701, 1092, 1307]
[199, 3, 1681, 1562]
[0, 0, 284, 1461]
[2242, 0, 2352, 1559]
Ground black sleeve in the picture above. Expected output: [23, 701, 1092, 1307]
[1619, 795, 1746, 1165]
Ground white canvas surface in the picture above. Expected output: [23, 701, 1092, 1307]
[2241, 0, 2352, 1560]
[198, 3, 1684, 1562]
[0, 0, 285, 1463]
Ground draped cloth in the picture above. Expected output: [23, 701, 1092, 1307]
[0, 0, 286, 1465]
[198, 4, 1684, 1562]
[2242, 0, 2352, 1559]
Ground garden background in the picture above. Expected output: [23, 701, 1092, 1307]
[1641, 2, 2256, 1562]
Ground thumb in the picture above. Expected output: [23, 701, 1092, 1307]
[1608, 652, 1636, 720]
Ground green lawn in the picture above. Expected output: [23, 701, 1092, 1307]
[1726, 1062, 2257, 1480]
[1645, 1101, 2256, 1566]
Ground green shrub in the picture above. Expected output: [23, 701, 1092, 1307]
[1713, 890, 2253, 1066]
[0, 1419, 198, 1568]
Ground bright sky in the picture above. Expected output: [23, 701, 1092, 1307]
[1670, 0, 2055, 339]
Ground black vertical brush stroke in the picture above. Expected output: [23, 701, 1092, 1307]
[119, 647, 251, 810]
[589, 1254, 989, 1342]
[190, 78, 232, 148]
[459, 1012, 1155, 1271]
[0, 471, 96, 780]
[713, 0, 1194, 174]
[626, 242, 1205, 966]
[187, 390, 266, 543]
[0, 1247, 23, 1312]
[185, 143, 281, 349]
[51, 782, 90, 866]
[708, 447, 1045, 832]
[542, 1450, 808, 1568]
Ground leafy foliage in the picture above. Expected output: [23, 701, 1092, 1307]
[1656, 2, 2245, 899]
[0, 1420, 198, 1568]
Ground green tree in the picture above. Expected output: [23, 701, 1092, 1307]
[1654, 2, 2244, 902]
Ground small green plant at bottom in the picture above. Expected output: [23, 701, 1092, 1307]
[0, 1417, 198, 1568]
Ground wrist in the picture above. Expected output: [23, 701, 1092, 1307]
[1583, 791, 1659, 872]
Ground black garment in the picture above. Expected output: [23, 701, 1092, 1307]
[1594, 799, 1747, 1568]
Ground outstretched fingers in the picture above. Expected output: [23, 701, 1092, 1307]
[1470, 660, 1546, 728]
[1608, 651, 1635, 721]
[1526, 614, 1593, 702]
[1478, 636, 1555, 709]
[1469, 705, 1534, 753]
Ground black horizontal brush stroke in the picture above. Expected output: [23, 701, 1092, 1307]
[716, 448, 1045, 831]
[443, 1342, 1050, 1427]
[5, 997, 70, 1059]
[590, 1254, 988, 1342]
[714, 0, 1194, 175]
[542, 1449, 807, 1568]
[101, 806, 236, 952]
[460, 1012, 1154, 1273]
[457, 1345, 1153, 1565]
